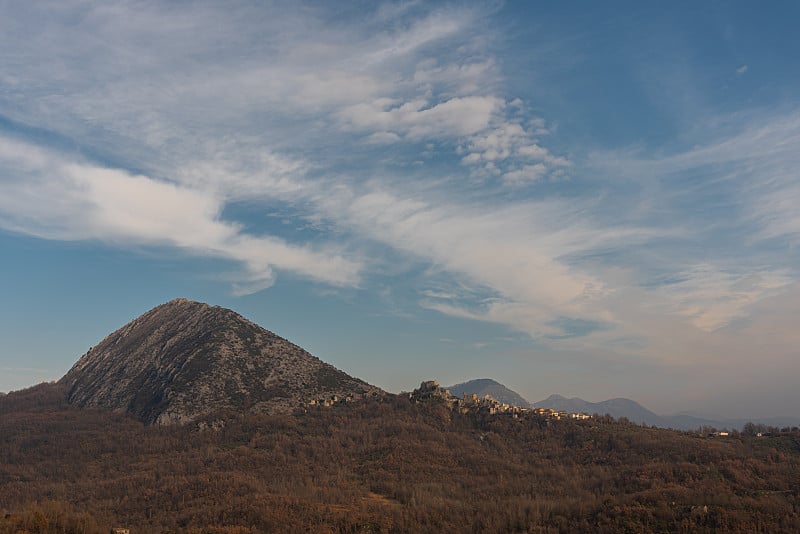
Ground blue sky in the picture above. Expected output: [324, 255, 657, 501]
[1, 1, 799, 419]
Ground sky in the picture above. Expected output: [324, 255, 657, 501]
[1, 1, 799, 419]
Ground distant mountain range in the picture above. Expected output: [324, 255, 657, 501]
[535, 394, 800, 431]
[447, 379, 530, 407]
[533, 394, 716, 430]
[24, 297, 800, 432]
[442, 380, 799, 431]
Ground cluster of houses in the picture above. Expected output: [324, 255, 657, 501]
[308, 394, 351, 407]
[305, 380, 594, 423]
[307, 390, 380, 408]
[409, 380, 593, 422]
[533, 406, 592, 421]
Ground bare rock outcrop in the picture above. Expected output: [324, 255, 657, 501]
[60, 298, 382, 424]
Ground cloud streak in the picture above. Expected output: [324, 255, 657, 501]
[0, 136, 361, 289]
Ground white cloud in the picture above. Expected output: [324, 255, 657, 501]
[359, 9, 471, 66]
[516, 144, 550, 159]
[464, 123, 527, 161]
[365, 131, 403, 144]
[413, 58, 497, 96]
[750, 175, 800, 243]
[339, 96, 503, 140]
[572, 110, 800, 369]
[653, 264, 792, 331]
[588, 110, 800, 245]
[458, 120, 571, 184]
[503, 163, 548, 186]
[0, 136, 361, 290]
[311, 186, 672, 341]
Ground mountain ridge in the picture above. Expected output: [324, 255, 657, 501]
[446, 378, 530, 407]
[534, 394, 800, 431]
[535, 394, 665, 424]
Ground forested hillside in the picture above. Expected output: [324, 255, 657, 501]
[1, 383, 799, 533]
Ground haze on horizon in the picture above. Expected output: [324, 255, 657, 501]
[1, 2, 799, 420]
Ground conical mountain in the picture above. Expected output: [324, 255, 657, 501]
[60, 298, 382, 425]
[447, 379, 530, 407]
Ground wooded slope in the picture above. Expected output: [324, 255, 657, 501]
[1, 383, 798, 533]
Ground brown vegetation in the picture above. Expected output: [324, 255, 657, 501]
[1, 382, 799, 533]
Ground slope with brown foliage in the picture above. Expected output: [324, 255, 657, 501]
[1, 382, 799, 533]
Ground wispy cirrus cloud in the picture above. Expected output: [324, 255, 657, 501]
[0, 135, 361, 290]
[339, 96, 504, 140]
[651, 264, 793, 332]
[575, 108, 800, 361]
[0, 1, 571, 295]
[587, 109, 800, 250]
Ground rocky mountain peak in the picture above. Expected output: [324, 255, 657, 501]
[60, 298, 382, 425]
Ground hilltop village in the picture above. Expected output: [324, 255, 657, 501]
[409, 380, 592, 421]
[309, 380, 593, 422]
